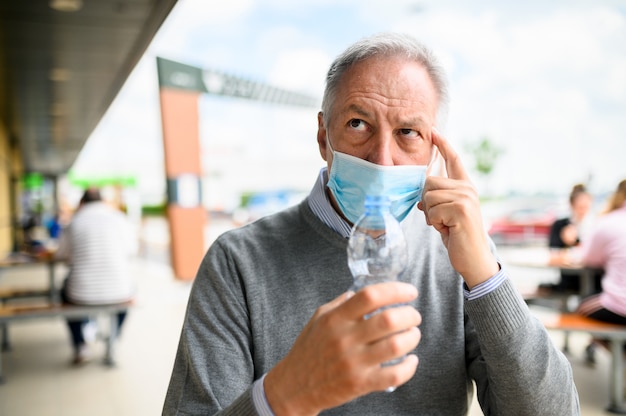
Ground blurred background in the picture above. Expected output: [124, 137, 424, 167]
[10, 0, 626, 234]
[1, 0, 625, 414]
[83, 0, 626, 203]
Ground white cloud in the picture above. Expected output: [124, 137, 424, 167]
[268, 47, 329, 95]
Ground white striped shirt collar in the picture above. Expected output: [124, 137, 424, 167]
[307, 168, 353, 239]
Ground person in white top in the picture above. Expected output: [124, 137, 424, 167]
[56, 187, 138, 364]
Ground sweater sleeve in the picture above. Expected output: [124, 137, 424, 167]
[464, 277, 580, 415]
[162, 239, 260, 416]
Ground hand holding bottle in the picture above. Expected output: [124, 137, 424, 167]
[264, 282, 421, 416]
[347, 195, 410, 370]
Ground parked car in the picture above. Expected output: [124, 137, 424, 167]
[487, 208, 557, 245]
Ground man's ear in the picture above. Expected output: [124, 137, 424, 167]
[317, 112, 328, 161]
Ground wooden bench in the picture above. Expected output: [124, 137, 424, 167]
[535, 311, 626, 414]
[0, 300, 133, 383]
[0, 287, 51, 301]
[523, 289, 574, 311]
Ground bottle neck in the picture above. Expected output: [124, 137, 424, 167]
[363, 195, 391, 216]
[364, 204, 390, 216]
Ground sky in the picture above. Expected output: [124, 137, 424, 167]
[70, 0, 626, 211]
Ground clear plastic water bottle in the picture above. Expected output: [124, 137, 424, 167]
[348, 195, 408, 292]
[347, 194, 408, 369]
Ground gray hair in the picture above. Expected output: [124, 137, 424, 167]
[321, 32, 449, 128]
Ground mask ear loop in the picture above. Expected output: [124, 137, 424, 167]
[327, 136, 335, 154]
[426, 144, 445, 178]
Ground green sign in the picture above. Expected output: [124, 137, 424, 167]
[22, 172, 44, 189]
[156, 57, 206, 93]
[68, 171, 137, 188]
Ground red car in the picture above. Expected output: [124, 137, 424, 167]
[487, 208, 557, 245]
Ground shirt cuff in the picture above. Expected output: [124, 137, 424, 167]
[463, 265, 507, 301]
[252, 374, 276, 416]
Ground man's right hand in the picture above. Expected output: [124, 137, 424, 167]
[264, 281, 421, 416]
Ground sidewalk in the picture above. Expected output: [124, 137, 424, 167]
[0, 217, 618, 415]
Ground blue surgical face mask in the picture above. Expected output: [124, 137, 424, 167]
[326, 139, 432, 224]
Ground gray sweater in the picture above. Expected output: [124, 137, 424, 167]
[163, 200, 579, 415]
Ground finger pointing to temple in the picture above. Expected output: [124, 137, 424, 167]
[431, 129, 469, 181]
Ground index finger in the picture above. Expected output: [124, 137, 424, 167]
[431, 128, 469, 181]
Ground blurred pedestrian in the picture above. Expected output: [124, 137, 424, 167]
[55, 187, 138, 364]
[46, 214, 62, 240]
[21, 210, 44, 253]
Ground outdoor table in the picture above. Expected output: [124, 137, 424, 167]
[0, 251, 59, 352]
[0, 251, 58, 304]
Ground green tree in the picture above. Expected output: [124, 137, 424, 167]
[464, 136, 504, 196]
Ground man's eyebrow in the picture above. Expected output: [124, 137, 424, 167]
[401, 115, 427, 126]
[343, 104, 371, 119]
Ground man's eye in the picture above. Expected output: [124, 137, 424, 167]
[348, 119, 367, 131]
[400, 128, 419, 139]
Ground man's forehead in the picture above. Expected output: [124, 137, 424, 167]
[338, 58, 438, 102]
[333, 85, 439, 125]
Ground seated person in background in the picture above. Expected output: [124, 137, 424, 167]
[577, 179, 626, 325]
[55, 187, 138, 364]
[46, 214, 62, 240]
[21, 210, 45, 254]
[543, 183, 597, 293]
[163, 32, 579, 415]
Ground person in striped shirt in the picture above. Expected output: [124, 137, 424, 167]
[56, 187, 137, 364]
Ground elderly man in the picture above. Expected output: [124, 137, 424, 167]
[163, 32, 579, 415]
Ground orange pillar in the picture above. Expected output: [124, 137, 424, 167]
[158, 87, 206, 280]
